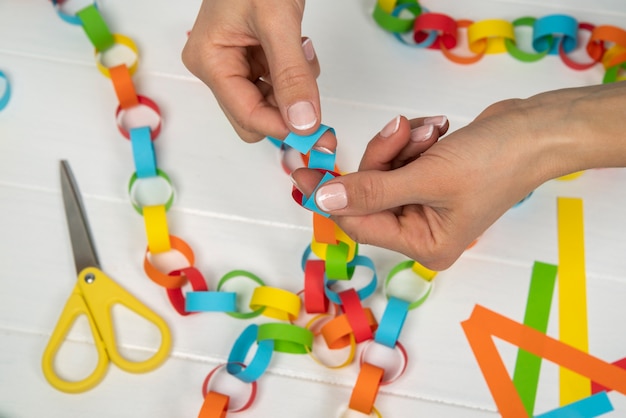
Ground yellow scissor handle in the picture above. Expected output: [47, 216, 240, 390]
[42, 267, 172, 393]
[42, 285, 110, 393]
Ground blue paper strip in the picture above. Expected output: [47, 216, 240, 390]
[283, 124, 335, 154]
[227, 324, 274, 383]
[374, 297, 410, 348]
[186, 291, 237, 313]
[534, 392, 613, 418]
[130, 126, 157, 178]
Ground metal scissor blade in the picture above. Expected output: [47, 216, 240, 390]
[60, 160, 101, 273]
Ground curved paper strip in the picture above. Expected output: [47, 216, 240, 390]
[602, 45, 626, 69]
[95, 33, 139, 77]
[198, 391, 229, 418]
[257, 323, 314, 354]
[505, 17, 552, 62]
[384, 260, 433, 309]
[77, 4, 114, 51]
[461, 304, 626, 418]
[304, 259, 329, 313]
[186, 291, 237, 313]
[374, 297, 410, 348]
[217, 270, 266, 319]
[411, 260, 437, 281]
[313, 212, 338, 245]
[533, 14, 578, 55]
[143, 205, 171, 254]
[372, 0, 421, 33]
[249, 286, 301, 321]
[143, 235, 195, 288]
[559, 23, 604, 70]
[0, 70, 11, 111]
[201, 363, 258, 412]
[283, 124, 335, 154]
[325, 241, 351, 280]
[227, 324, 274, 383]
[391, 3, 436, 48]
[413, 12, 458, 50]
[603, 61, 626, 83]
[110, 64, 139, 109]
[116, 95, 162, 140]
[305, 313, 356, 369]
[325, 255, 378, 305]
[321, 308, 378, 349]
[591, 25, 626, 66]
[359, 340, 409, 385]
[339, 289, 375, 343]
[468, 19, 515, 54]
[130, 126, 157, 178]
[166, 266, 208, 316]
[348, 362, 385, 415]
[128, 169, 175, 215]
[441, 20, 487, 64]
[51, 0, 98, 25]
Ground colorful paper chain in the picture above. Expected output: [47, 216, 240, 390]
[372, 0, 626, 83]
[49, 2, 439, 417]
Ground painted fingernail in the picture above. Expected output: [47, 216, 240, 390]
[410, 124, 434, 142]
[302, 38, 316, 62]
[380, 115, 401, 138]
[423, 115, 448, 129]
[316, 183, 347, 212]
[288, 101, 317, 130]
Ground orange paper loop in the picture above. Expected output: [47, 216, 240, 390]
[109, 64, 139, 109]
[348, 362, 385, 415]
[321, 308, 378, 349]
[198, 391, 229, 418]
[441, 20, 487, 64]
[143, 235, 195, 288]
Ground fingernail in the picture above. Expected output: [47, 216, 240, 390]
[288, 101, 317, 130]
[380, 115, 400, 138]
[316, 183, 347, 212]
[423, 115, 447, 129]
[312, 145, 334, 154]
[289, 173, 302, 191]
[302, 38, 316, 62]
[410, 124, 434, 142]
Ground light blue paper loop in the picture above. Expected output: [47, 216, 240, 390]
[302, 172, 337, 218]
[227, 324, 274, 383]
[533, 15, 578, 55]
[393, 5, 437, 48]
[130, 126, 157, 178]
[374, 297, 410, 348]
[283, 124, 335, 154]
[185, 291, 237, 312]
[0, 71, 11, 111]
[51, 1, 99, 25]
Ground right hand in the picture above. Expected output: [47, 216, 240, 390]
[182, 0, 323, 144]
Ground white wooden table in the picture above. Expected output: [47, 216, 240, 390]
[1, 1, 625, 417]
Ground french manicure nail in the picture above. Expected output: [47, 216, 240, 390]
[288, 101, 317, 130]
[316, 183, 347, 212]
[312, 146, 334, 154]
[410, 124, 434, 142]
[380, 115, 400, 138]
[423, 115, 448, 129]
[302, 38, 316, 61]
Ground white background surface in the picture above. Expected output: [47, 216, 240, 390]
[1, 1, 626, 417]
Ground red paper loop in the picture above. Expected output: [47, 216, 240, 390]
[560, 23, 605, 70]
[413, 12, 458, 50]
[304, 259, 330, 314]
[166, 267, 209, 316]
[359, 340, 409, 385]
[339, 289, 375, 343]
[321, 308, 377, 349]
[115, 95, 162, 140]
[201, 363, 257, 413]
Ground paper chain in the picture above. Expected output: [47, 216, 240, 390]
[372, 0, 626, 83]
[48, 1, 625, 417]
[0, 70, 10, 111]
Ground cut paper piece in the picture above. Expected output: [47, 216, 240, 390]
[321, 308, 378, 349]
[534, 392, 613, 418]
[143, 205, 171, 254]
[304, 259, 329, 313]
[130, 126, 157, 178]
[325, 255, 378, 305]
[76, 4, 114, 51]
[216, 270, 266, 319]
[313, 212, 338, 245]
[201, 363, 258, 412]
[359, 340, 408, 385]
[249, 286, 301, 321]
[374, 297, 409, 348]
[468, 19, 515, 54]
[116, 95, 162, 140]
[0, 70, 11, 110]
[257, 323, 313, 354]
[441, 19, 487, 64]
[411, 260, 437, 281]
[95, 33, 139, 77]
[384, 260, 433, 309]
[349, 362, 385, 414]
[325, 241, 351, 280]
[533, 14, 578, 55]
[143, 235, 195, 289]
[592, 357, 626, 393]
[283, 124, 335, 155]
[339, 289, 375, 343]
[198, 391, 229, 418]
[302, 171, 337, 217]
[557, 197, 590, 405]
[512, 261, 558, 415]
[227, 324, 274, 383]
[186, 291, 237, 313]
[559, 23, 605, 70]
[505, 17, 552, 62]
[305, 313, 356, 369]
[372, 0, 422, 33]
[392, 3, 436, 48]
[128, 169, 174, 214]
[110, 64, 139, 109]
[413, 12, 458, 50]
[166, 267, 208, 316]
[461, 304, 626, 418]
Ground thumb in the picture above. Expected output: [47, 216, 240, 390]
[292, 166, 427, 216]
[257, 10, 321, 135]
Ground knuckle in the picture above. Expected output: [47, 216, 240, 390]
[272, 64, 312, 92]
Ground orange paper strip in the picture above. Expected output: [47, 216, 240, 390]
[348, 362, 385, 415]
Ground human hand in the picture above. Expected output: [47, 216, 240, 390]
[291, 83, 626, 270]
[182, 0, 324, 144]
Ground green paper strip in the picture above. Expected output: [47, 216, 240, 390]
[325, 241, 350, 280]
[257, 323, 313, 354]
[77, 4, 115, 52]
[372, 0, 422, 33]
[505, 17, 552, 62]
[512, 261, 558, 415]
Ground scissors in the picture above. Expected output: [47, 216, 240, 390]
[42, 160, 172, 393]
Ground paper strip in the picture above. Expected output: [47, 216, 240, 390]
[249, 286, 301, 321]
[535, 392, 613, 418]
[348, 362, 385, 414]
[557, 197, 590, 405]
[227, 324, 274, 383]
[76, 4, 115, 51]
[130, 126, 157, 178]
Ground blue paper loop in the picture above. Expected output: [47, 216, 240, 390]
[0, 71, 11, 111]
[374, 297, 410, 348]
[533, 15, 578, 55]
[51, 1, 99, 25]
[302, 172, 337, 218]
[227, 324, 274, 383]
[393, 5, 437, 48]
[283, 124, 335, 154]
[185, 291, 237, 312]
[130, 126, 157, 178]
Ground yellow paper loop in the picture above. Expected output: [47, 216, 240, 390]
[143, 205, 171, 254]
